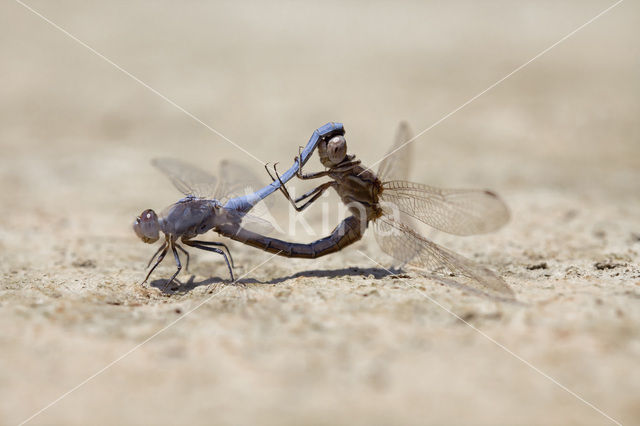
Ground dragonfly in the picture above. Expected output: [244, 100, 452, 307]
[264, 122, 514, 297]
[132, 123, 345, 287]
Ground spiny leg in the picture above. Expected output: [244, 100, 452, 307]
[175, 244, 190, 272]
[263, 161, 279, 185]
[293, 181, 336, 211]
[265, 161, 319, 198]
[163, 241, 183, 290]
[142, 243, 169, 284]
[277, 158, 340, 205]
[183, 241, 235, 282]
[289, 147, 333, 180]
[295, 147, 330, 179]
[265, 162, 302, 210]
[285, 180, 335, 212]
[272, 163, 335, 212]
[297, 168, 331, 180]
[185, 240, 235, 268]
[146, 241, 168, 268]
[264, 162, 282, 193]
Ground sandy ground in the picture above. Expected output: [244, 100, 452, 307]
[1, 1, 639, 425]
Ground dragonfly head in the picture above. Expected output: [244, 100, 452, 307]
[133, 209, 160, 243]
[319, 135, 347, 167]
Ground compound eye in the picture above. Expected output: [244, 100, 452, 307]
[133, 209, 160, 243]
[326, 135, 347, 164]
[140, 209, 158, 223]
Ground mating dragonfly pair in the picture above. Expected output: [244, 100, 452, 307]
[133, 122, 513, 297]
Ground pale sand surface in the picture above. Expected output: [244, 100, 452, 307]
[1, 1, 639, 424]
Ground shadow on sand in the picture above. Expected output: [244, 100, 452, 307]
[149, 266, 405, 295]
[149, 267, 521, 304]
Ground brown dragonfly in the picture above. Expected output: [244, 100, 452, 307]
[261, 122, 513, 297]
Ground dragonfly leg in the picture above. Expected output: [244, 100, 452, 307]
[175, 243, 190, 272]
[265, 162, 300, 210]
[142, 242, 169, 284]
[271, 163, 335, 212]
[184, 239, 235, 268]
[297, 169, 332, 180]
[292, 147, 332, 180]
[146, 241, 168, 268]
[264, 162, 277, 182]
[163, 242, 183, 290]
[183, 241, 235, 282]
[293, 181, 335, 211]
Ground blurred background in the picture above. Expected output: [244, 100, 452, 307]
[2, 1, 637, 232]
[1, 1, 638, 424]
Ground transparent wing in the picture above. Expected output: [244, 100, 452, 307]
[374, 211, 420, 265]
[216, 159, 274, 213]
[152, 158, 218, 198]
[221, 206, 275, 235]
[377, 121, 413, 182]
[380, 181, 510, 236]
[216, 160, 285, 236]
[239, 213, 275, 234]
[374, 122, 421, 243]
[373, 216, 513, 297]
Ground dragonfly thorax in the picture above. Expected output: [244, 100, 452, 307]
[158, 198, 221, 239]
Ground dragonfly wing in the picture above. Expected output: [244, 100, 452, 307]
[240, 213, 275, 234]
[216, 159, 273, 209]
[216, 161, 283, 233]
[374, 216, 514, 297]
[377, 121, 413, 182]
[381, 181, 509, 236]
[152, 158, 219, 198]
[219, 207, 275, 235]
[374, 212, 421, 266]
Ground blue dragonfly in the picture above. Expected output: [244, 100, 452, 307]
[133, 123, 344, 287]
